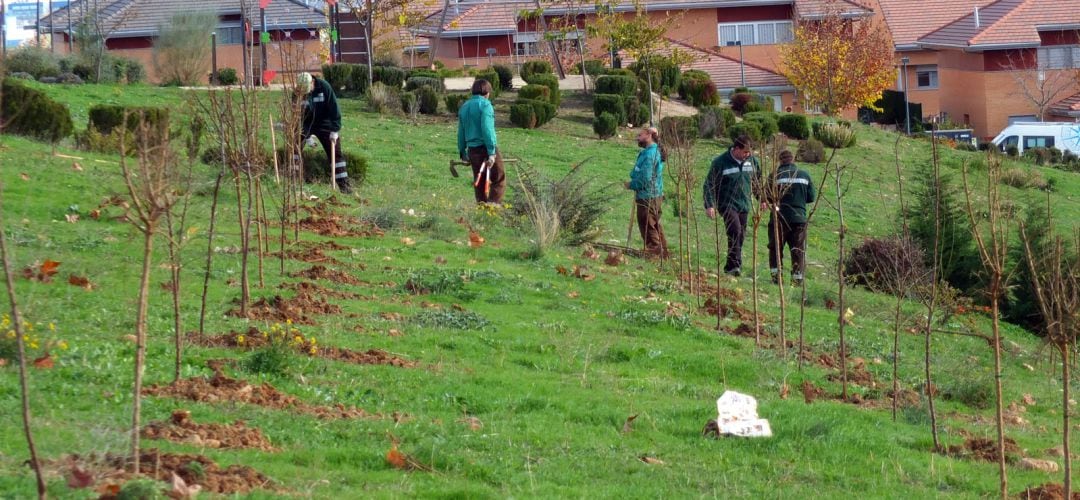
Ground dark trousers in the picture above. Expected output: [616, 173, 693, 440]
[299, 129, 349, 186]
[467, 146, 506, 204]
[636, 196, 669, 257]
[768, 217, 807, 275]
[722, 208, 748, 273]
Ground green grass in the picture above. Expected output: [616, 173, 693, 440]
[0, 83, 1077, 498]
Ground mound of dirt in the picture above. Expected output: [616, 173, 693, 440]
[189, 328, 266, 349]
[703, 296, 757, 322]
[192, 329, 415, 368]
[887, 388, 921, 408]
[143, 371, 374, 420]
[319, 347, 417, 368]
[142, 410, 275, 451]
[827, 365, 878, 388]
[289, 265, 364, 285]
[945, 437, 1021, 463]
[1020, 484, 1080, 500]
[103, 449, 269, 494]
[801, 380, 826, 404]
[227, 294, 341, 325]
[280, 280, 359, 299]
[300, 215, 383, 238]
[273, 246, 344, 265]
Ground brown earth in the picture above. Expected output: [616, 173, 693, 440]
[279, 280, 360, 299]
[318, 347, 417, 368]
[945, 437, 1022, 463]
[1019, 484, 1080, 500]
[142, 410, 275, 451]
[299, 215, 383, 238]
[75, 449, 271, 495]
[226, 294, 341, 325]
[191, 329, 415, 368]
[289, 265, 364, 286]
[273, 246, 344, 266]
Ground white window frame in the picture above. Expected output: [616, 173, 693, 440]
[915, 65, 938, 89]
[717, 20, 793, 47]
[1037, 45, 1080, 70]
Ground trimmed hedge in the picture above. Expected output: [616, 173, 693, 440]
[0, 79, 73, 143]
[518, 84, 551, 103]
[575, 59, 605, 76]
[475, 70, 501, 98]
[682, 79, 719, 107]
[524, 73, 559, 106]
[778, 113, 810, 139]
[728, 121, 762, 143]
[322, 63, 353, 92]
[520, 60, 552, 82]
[520, 98, 556, 126]
[400, 91, 418, 113]
[416, 86, 440, 115]
[88, 104, 169, 137]
[729, 92, 753, 114]
[407, 68, 440, 79]
[445, 94, 469, 115]
[678, 70, 711, 100]
[593, 94, 626, 125]
[349, 64, 371, 95]
[406, 76, 445, 92]
[743, 111, 779, 139]
[594, 112, 618, 139]
[796, 138, 826, 163]
[595, 75, 638, 97]
[510, 103, 537, 129]
[217, 68, 239, 86]
[626, 97, 650, 128]
[492, 64, 514, 91]
[698, 106, 735, 139]
[372, 66, 406, 88]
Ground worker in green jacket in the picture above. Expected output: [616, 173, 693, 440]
[703, 134, 761, 276]
[767, 150, 816, 285]
[457, 79, 504, 204]
[625, 127, 669, 257]
[297, 72, 351, 194]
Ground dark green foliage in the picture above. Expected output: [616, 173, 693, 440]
[521, 60, 553, 82]
[522, 99, 556, 126]
[594, 112, 618, 139]
[660, 116, 698, 147]
[1005, 145, 1019, 157]
[279, 147, 369, 186]
[903, 166, 981, 295]
[796, 138, 826, 163]
[626, 97, 650, 128]
[492, 64, 515, 91]
[321, 63, 353, 92]
[400, 91, 419, 113]
[406, 76, 446, 93]
[372, 65, 406, 88]
[407, 68, 441, 79]
[728, 121, 762, 143]
[678, 70, 711, 100]
[244, 343, 293, 376]
[413, 310, 491, 330]
[682, 79, 719, 107]
[698, 106, 735, 139]
[1023, 147, 1052, 166]
[518, 84, 551, 103]
[510, 103, 538, 129]
[778, 113, 810, 139]
[743, 111, 779, 139]
[88, 105, 169, 135]
[605, 68, 636, 77]
[348, 64, 371, 95]
[729, 92, 753, 114]
[524, 73, 559, 106]
[595, 75, 638, 97]
[592, 94, 626, 125]
[475, 70, 501, 98]
[445, 93, 469, 115]
[4, 47, 61, 79]
[416, 86, 440, 115]
[628, 56, 680, 96]
[575, 59, 606, 76]
[120, 58, 145, 84]
[0, 80, 73, 144]
[217, 68, 239, 85]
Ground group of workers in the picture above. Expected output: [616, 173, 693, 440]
[297, 72, 815, 285]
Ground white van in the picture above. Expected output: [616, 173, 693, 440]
[992, 122, 1080, 155]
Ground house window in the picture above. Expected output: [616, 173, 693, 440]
[217, 26, 245, 45]
[1037, 46, 1080, 69]
[1023, 136, 1054, 149]
[718, 21, 793, 46]
[915, 65, 938, 89]
[514, 32, 541, 56]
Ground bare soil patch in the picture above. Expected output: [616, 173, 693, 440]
[191, 328, 416, 368]
[289, 264, 365, 285]
[299, 214, 383, 238]
[1020, 484, 1080, 500]
[945, 437, 1021, 463]
[142, 410, 275, 451]
[226, 294, 341, 325]
[64, 449, 271, 495]
[279, 280, 359, 299]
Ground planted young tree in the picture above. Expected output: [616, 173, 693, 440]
[1003, 51, 1076, 121]
[152, 11, 215, 86]
[831, 160, 855, 398]
[960, 151, 1014, 497]
[779, 0, 894, 116]
[118, 114, 182, 473]
[923, 132, 944, 450]
[661, 116, 699, 287]
[760, 138, 792, 356]
[76, 0, 135, 83]
[1019, 218, 1080, 498]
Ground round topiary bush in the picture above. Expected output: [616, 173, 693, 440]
[492, 64, 514, 91]
[519, 98, 556, 126]
[595, 75, 638, 97]
[594, 112, 618, 139]
[322, 63, 354, 92]
[743, 111, 779, 139]
[521, 60, 553, 82]
[682, 79, 719, 107]
[475, 70, 501, 98]
[510, 103, 538, 129]
[523, 73, 559, 106]
[406, 76, 445, 93]
[777, 113, 810, 139]
[518, 84, 552, 103]
[416, 86, 440, 115]
[796, 138, 826, 163]
[445, 93, 469, 115]
[728, 121, 762, 143]
[217, 68, 239, 85]
[0, 80, 73, 144]
[400, 91, 418, 113]
[592, 94, 626, 125]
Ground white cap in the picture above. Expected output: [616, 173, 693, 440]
[297, 72, 313, 89]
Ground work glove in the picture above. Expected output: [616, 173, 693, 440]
[486, 155, 496, 166]
[305, 135, 318, 148]
[329, 131, 339, 141]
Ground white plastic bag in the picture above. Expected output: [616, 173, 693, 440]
[715, 390, 772, 438]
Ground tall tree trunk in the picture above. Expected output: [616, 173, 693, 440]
[131, 228, 154, 473]
[892, 297, 903, 421]
[198, 172, 224, 335]
[751, 211, 761, 347]
[165, 210, 182, 384]
[1064, 344, 1072, 499]
[836, 170, 848, 400]
[0, 190, 47, 499]
[991, 288, 1007, 498]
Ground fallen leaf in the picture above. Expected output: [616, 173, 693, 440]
[1022, 393, 1036, 406]
[72, 162, 83, 172]
[67, 465, 94, 489]
[19, 173, 29, 181]
[567, 291, 580, 299]
[457, 416, 483, 431]
[582, 246, 599, 260]
[622, 414, 638, 434]
[168, 472, 202, 499]
[468, 231, 484, 248]
[41, 260, 61, 278]
[825, 299, 837, 310]
[556, 265, 569, 276]
[401, 237, 416, 246]
[604, 250, 624, 267]
[68, 274, 93, 291]
[842, 307, 856, 325]
[88, 209, 101, 220]
[573, 265, 595, 281]
[779, 383, 790, 400]
[96, 483, 121, 497]
[32, 352, 54, 369]
[385, 443, 432, 471]
[639, 456, 665, 465]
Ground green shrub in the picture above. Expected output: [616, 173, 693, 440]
[367, 82, 398, 114]
[575, 59, 606, 76]
[322, 63, 353, 92]
[116, 478, 165, 500]
[698, 106, 735, 138]
[412, 310, 491, 331]
[372, 65, 406, 88]
[348, 64, 370, 95]
[592, 94, 626, 125]
[475, 70, 501, 98]
[814, 122, 856, 149]
[0, 79, 74, 144]
[521, 98, 556, 126]
[407, 68, 440, 79]
[778, 113, 810, 139]
[406, 76, 445, 93]
[4, 46, 60, 79]
[682, 79, 719, 107]
[445, 93, 469, 115]
[510, 103, 538, 129]
[416, 86, 440, 115]
[524, 73, 559, 106]
[659, 116, 698, 147]
[678, 71, 712, 101]
[628, 55, 680, 96]
[121, 58, 145, 84]
[729, 92, 753, 114]
[626, 97, 650, 128]
[744, 100, 765, 113]
[521, 60, 552, 81]
[1005, 145, 1019, 157]
[743, 111, 779, 139]
[727, 121, 762, 143]
[88, 105, 169, 135]
[492, 64, 514, 91]
[400, 91, 419, 114]
[1023, 147, 1052, 166]
[217, 67, 239, 85]
[518, 84, 551, 103]
[594, 112, 618, 139]
[796, 138, 826, 163]
[595, 75, 638, 96]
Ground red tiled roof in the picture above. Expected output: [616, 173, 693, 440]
[918, 0, 1080, 49]
[1050, 92, 1080, 116]
[620, 38, 791, 90]
[41, 0, 326, 35]
[795, 0, 874, 19]
[419, 1, 529, 34]
[873, 0, 996, 47]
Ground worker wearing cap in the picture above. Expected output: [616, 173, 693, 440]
[625, 127, 669, 258]
[297, 72, 351, 194]
[767, 150, 815, 285]
[457, 79, 504, 204]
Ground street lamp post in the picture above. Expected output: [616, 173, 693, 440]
[727, 40, 745, 88]
[901, 56, 911, 135]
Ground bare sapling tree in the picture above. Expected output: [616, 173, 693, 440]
[826, 159, 857, 400]
[662, 118, 698, 290]
[1020, 217, 1079, 498]
[1003, 51, 1077, 121]
[923, 129, 944, 451]
[272, 40, 315, 272]
[118, 113, 182, 473]
[749, 153, 766, 347]
[797, 150, 835, 370]
[961, 151, 1014, 498]
[760, 137, 792, 357]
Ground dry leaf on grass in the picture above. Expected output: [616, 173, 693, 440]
[72, 162, 83, 172]
[66, 465, 94, 489]
[639, 456, 665, 465]
[23, 259, 61, 283]
[622, 414, 638, 434]
[468, 231, 484, 248]
[32, 352, 54, 369]
[65, 214, 79, 224]
[779, 383, 790, 400]
[68, 274, 93, 291]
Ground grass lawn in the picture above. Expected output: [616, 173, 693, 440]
[0, 82, 1078, 498]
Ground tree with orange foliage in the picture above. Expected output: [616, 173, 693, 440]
[779, 1, 894, 116]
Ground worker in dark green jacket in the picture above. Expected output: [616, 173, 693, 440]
[298, 72, 351, 194]
[703, 134, 761, 276]
[625, 127, 669, 257]
[457, 79, 504, 204]
[767, 150, 815, 285]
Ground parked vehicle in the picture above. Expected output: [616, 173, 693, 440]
[931, 129, 976, 147]
[991, 122, 1080, 155]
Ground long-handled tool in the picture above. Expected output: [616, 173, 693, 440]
[626, 196, 636, 249]
[330, 137, 338, 192]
